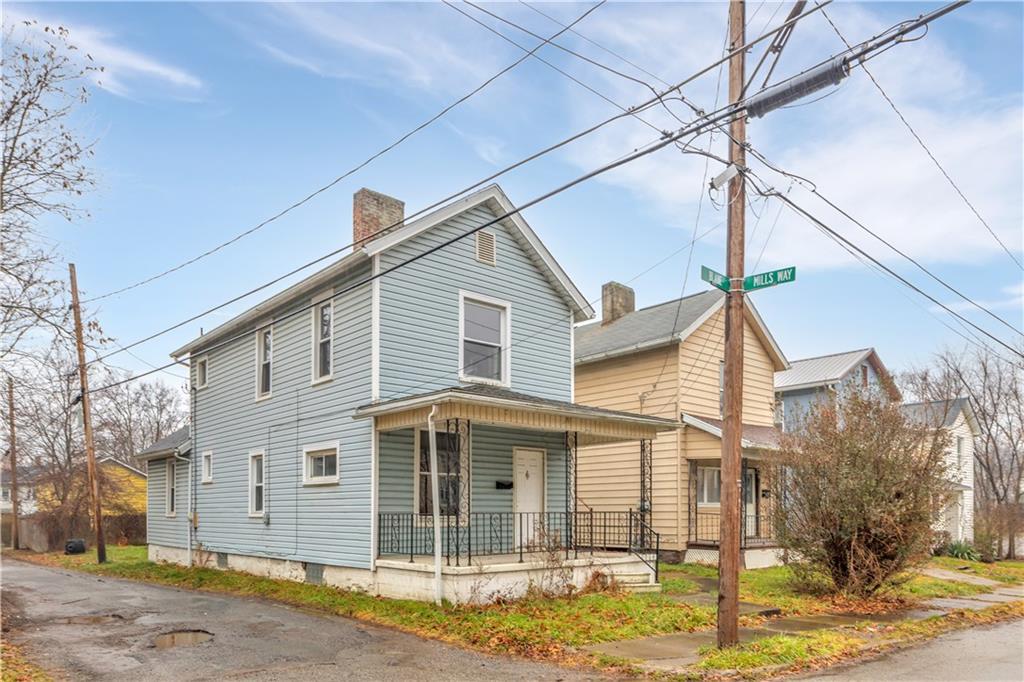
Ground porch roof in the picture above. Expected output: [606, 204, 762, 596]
[683, 413, 781, 451]
[354, 384, 678, 445]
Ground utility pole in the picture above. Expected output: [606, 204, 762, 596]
[69, 263, 106, 563]
[7, 377, 19, 550]
[718, 0, 746, 649]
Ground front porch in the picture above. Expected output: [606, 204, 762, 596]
[357, 385, 677, 601]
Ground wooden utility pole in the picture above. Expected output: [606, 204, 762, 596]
[718, 0, 746, 649]
[69, 263, 106, 563]
[7, 377, 19, 550]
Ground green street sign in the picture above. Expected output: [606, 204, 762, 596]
[701, 265, 730, 292]
[743, 266, 796, 292]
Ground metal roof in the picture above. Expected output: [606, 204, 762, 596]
[574, 290, 724, 364]
[774, 348, 875, 392]
[902, 397, 976, 432]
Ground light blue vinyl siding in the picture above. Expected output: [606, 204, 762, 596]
[779, 361, 883, 432]
[378, 204, 573, 402]
[146, 456, 188, 548]
[378, 425, 566, 514]
[186, 262, 374, 568]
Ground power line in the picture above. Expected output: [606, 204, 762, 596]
[745, 145, 1023, 336]
[91, 2, 836, 367]
[87, 103, 750, 394]
[83, 2, 610, 304]
[817, 3, 1022, 271]
[750, 176, 1024, 360]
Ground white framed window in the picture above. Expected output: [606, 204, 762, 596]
[165, 460, 177, 516]
[303, 441, 339, 485]
[696, 466, 721, 506]
[249, 450, 265, 517]
[2, 487, 10, 502]
[475, 231, 496, 265]
[459, 292, 510, 386]
[256, 327, 273, 399]
[413, 430, 465, 517]
[956, 436, 965, 469]
[201, 450, 214, 484]
[195, 356, 209, 389]
[312, 299, 333, 383]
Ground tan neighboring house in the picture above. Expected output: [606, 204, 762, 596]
[574, 282, 789, 567]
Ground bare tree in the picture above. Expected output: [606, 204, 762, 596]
[906, 347, 1024, 559]
[1, 21, 98, 361]
[94, 374, 187, 465]
[771, 389, 951, 596]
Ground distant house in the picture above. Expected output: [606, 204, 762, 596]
[136, 186, 675, 603]
[774, 347, 898, 432]
[902, 398, 978, 544]
[573, 283, 789, 567]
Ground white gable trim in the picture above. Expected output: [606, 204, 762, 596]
[362, 184, 593, 322]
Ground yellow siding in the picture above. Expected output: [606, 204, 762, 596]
[34, 460, 147, 515]
[575, 345, 683, 548]
[677, 309, 776, 426]
[574, 307, 782, 549]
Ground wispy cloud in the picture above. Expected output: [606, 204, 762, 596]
[934, 282, 1024, 316]
[4, 7, 203, 99]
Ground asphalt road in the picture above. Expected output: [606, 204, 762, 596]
[1, 558, 608, 681]
[801, 619, 1024, 682]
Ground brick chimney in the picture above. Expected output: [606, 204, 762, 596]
[601, 281, 635, 325]
[353, 188, 404, 245]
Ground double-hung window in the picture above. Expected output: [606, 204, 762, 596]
[249, 451, 265, 516]
[256, 328, 272, 399]
[303, 442, 339, 485]
[416, 430, 462, 517]
[460, 294, 509, 385]
[313, 300, 332, 382]
[166, 460, 177, 515]
[696, 466, 721, 505]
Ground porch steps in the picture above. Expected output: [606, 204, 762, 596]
[615, 572, 662, 594]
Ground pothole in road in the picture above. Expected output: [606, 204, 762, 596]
[153, 630, 213, 649]
[61, 614, 126, 625]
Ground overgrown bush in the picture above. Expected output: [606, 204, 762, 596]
[771, 390, 952, 597]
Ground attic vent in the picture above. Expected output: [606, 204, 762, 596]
[475, 231, 496, 265]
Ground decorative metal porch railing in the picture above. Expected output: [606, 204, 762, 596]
[378, 510, 659, 576]
[688, 509, 778, 548]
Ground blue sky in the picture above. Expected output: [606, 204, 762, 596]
[8, 1, 1023, 387]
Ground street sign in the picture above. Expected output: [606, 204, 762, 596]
[701, 265, 730, 292]
[743, 266, 795, 292]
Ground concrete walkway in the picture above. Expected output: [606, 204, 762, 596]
[586, 570, 1024, 674]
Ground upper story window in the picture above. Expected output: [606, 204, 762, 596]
[460, 293, 510, 386]
[861, 364, 869, 388]
[195, 356, 208, 389]
[201, 451, 213, 484]
[313, 300, 333, 382]
[956, 436, 965, 468]
[166, 460, 176, 516]
[256, 328, 273, 399]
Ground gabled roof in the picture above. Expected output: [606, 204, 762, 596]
[775, 347, 894, 395]
[98, 456, 147, 478]
[573, 288, 788, 370]
[902, 397, 980, 436]
[173, 184, 592, 358]
[136, 425, 191, 461]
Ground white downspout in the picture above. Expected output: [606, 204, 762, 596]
[427, 404, 443, 605]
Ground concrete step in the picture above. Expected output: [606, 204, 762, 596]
[621, 582, 663, 594]
[614, 572, 654, 585]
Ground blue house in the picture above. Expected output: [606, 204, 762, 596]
[773, 347, 897, 432]
[136, 186, 675, 603]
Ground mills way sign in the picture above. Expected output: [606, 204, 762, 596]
[700, 266, 730, 292]
[743, 266, 796, 292]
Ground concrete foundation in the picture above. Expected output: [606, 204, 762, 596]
[146, 544, 655, 604]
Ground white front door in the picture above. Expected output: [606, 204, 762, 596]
[514, 448, 545, 546]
